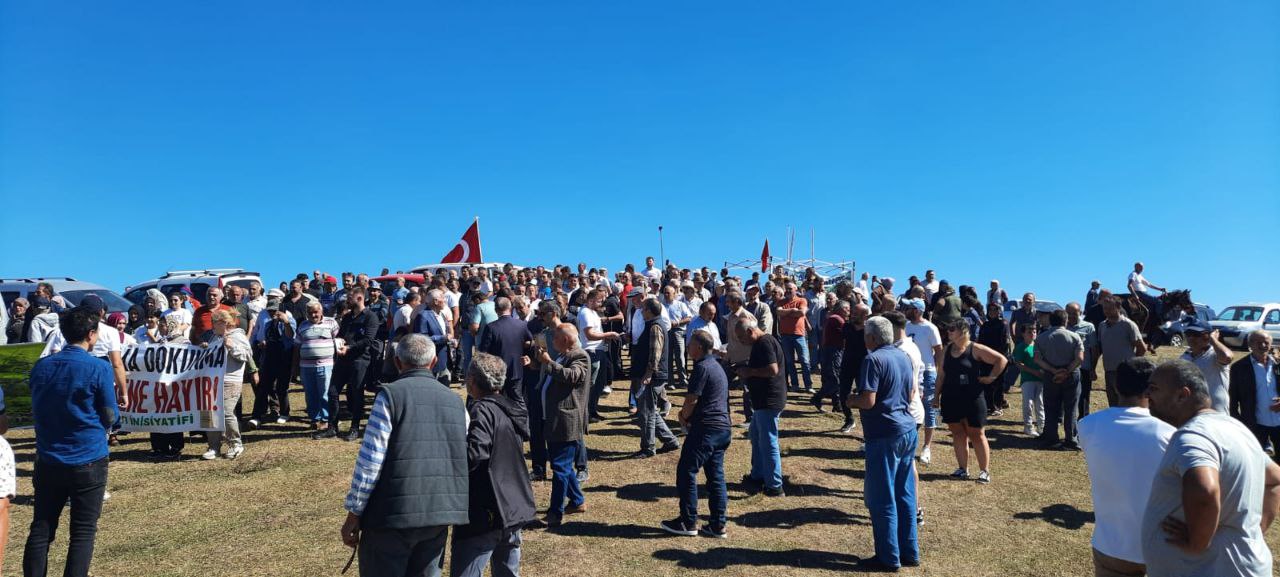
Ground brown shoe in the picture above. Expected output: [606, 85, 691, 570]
[564, 503, 587, 515]
[108, 434, 120, 447]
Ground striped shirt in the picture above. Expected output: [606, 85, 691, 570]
[344, 392, 393, 515]
[295, 318, 339, 367]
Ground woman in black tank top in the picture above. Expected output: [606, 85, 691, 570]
[934, 320, 1008, 484]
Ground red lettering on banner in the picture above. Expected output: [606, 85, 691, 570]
[153, 381, 169, 414]
[180, 379, 195, 412]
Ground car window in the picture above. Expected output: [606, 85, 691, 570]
[60, 289, 134, 313]
[123, 287, 151, 306]
[225, 278, 259, 293]
[1, 291, 20, 308]
[1267, 309, 1280, 325]
[1218, 306, 1263, 322]
[190, 283, 211, 304]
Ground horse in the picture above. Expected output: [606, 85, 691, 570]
[1118, 289, 1194, 351]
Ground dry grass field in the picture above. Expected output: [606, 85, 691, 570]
[2, 347, 1276, 577]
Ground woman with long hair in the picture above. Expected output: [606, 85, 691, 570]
[935, 319, 1007, 484]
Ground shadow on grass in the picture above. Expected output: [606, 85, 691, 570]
[549, 521, 670, 539]
[984, 428, 1044, 450]
[586, 482, 678, 502]
[820, 467, 865, 480]
[733, 506, 869, 528]
[1013, 503, 1095, 530]
[788, 446, 861, 460]
[653, 547, 863, 571]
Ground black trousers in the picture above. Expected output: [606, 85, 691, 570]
[1254, 424, 1280, 455]
[149, 433, 184, 455]
[1078, 369, 1095, 419]
[329, 358, 369, 430]
[253, 345, 292, 418]
[24, 457, 108, 577]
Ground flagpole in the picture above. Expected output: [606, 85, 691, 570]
[658, 225, 665, 267]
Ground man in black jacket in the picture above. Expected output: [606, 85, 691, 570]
[317, 286, 381, 441]
[1229, 330, 1280, 452]
[478, 297, 533, 408]
[452, 352, 536, 577]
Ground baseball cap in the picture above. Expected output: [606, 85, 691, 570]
[903, 298, 926, 312]
[1183, 319, 1213, 334]
[681, 280, 695, 289]
[79, 294, 106, 315]
[266, 288, 285, 299]
[325, 276, 337, 285]
[627, 287, 645, 298]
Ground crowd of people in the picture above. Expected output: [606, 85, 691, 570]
[8, 259, 1280, 576]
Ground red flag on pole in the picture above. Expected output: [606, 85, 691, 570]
[761, 239, 770, 272]
[440, 218, 484, 264]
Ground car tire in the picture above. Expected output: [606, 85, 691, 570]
[1168, 333, 1185, 348]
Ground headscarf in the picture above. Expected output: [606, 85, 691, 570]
[106, 312, 128, 343]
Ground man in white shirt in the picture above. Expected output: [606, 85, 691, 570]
[578, 289, 620, 421]
[641, 256, 663, 285]
[1179, 321, 1232, 413]
[1079, 357, 1175, 576]
[393, 291, 418, 333]
[686, 302, 722, 353]
[903, 299, 943, 464]
[922, 270, 940, 303]
[662, 286, 694, 387]
[1127, 261, 1166, 313]
[1229, 330, 1280, 453]
[1142, 359, 1280, 577]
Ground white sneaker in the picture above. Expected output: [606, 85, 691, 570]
[247, 418, 261, 428]
[602, 385, 613, 395]
[918, 446, 932, 465]
[201, 449, 218, 460]
[226, 445, 244, 460]
[103, 491, 112, 502]
[1023, 425, 1037, 437]
[976, 470, 991, 484]
[275, 417, 288, 425]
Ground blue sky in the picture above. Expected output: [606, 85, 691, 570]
[2, 1, 1277, 308]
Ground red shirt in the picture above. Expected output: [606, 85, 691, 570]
[191, 304, 232, 342]
[821, 313, 846, 349]
[777, 297, 809, 336]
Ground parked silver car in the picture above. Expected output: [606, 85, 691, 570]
[1209, 302, 1280, 349]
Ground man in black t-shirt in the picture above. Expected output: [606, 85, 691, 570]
[733, 316, 787, 497]
[662, 329, 732, 537]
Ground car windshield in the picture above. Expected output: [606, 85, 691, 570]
[60, 289, 135, 313]
[1217, 306, 1263, 322]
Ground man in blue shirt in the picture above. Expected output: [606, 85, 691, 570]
[23, 306, 119, 577]
[847, 316, 920, 572]
[662, 330, 732, 538]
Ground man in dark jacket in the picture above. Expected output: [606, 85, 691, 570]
[341, 334, 468, 577]
[478, 297, 533, 408]
[524, 323, 590, 527]
[1229, 330, 1280, 451]
[452, 352, 536, 577]
[634, 298, 681, 458]
[318, 286, 382, 441]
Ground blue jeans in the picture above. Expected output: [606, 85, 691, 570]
[300, 364, 331, 423]
[587, 349, 606, 417]
[449, 527, 522, 577]
[921, 369, 937, 428]
[864, 429, 920, 568]
[460, 330, 475, 377]
[747, 408, 782, 490]
[547, 441, 584, 516]
[636, 379, 677, 452]
[678, 427, 730, 527]
[780, 335, 813, 390]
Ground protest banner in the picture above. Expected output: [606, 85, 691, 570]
[118, 342, 228, 433]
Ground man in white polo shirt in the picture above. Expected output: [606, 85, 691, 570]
[1079, 357, 1174, 576]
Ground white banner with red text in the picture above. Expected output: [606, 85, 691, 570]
[118, 342, 228, 433]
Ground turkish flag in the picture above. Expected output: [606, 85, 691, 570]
[761, 239, 770, 272]
[441, 219, 484, 264]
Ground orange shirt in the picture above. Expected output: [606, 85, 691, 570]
[777, 297, 808, 336]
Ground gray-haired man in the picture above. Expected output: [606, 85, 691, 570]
[341, 334, 469, 577]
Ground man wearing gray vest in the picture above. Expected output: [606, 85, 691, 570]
[341, 334, 469, 577]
